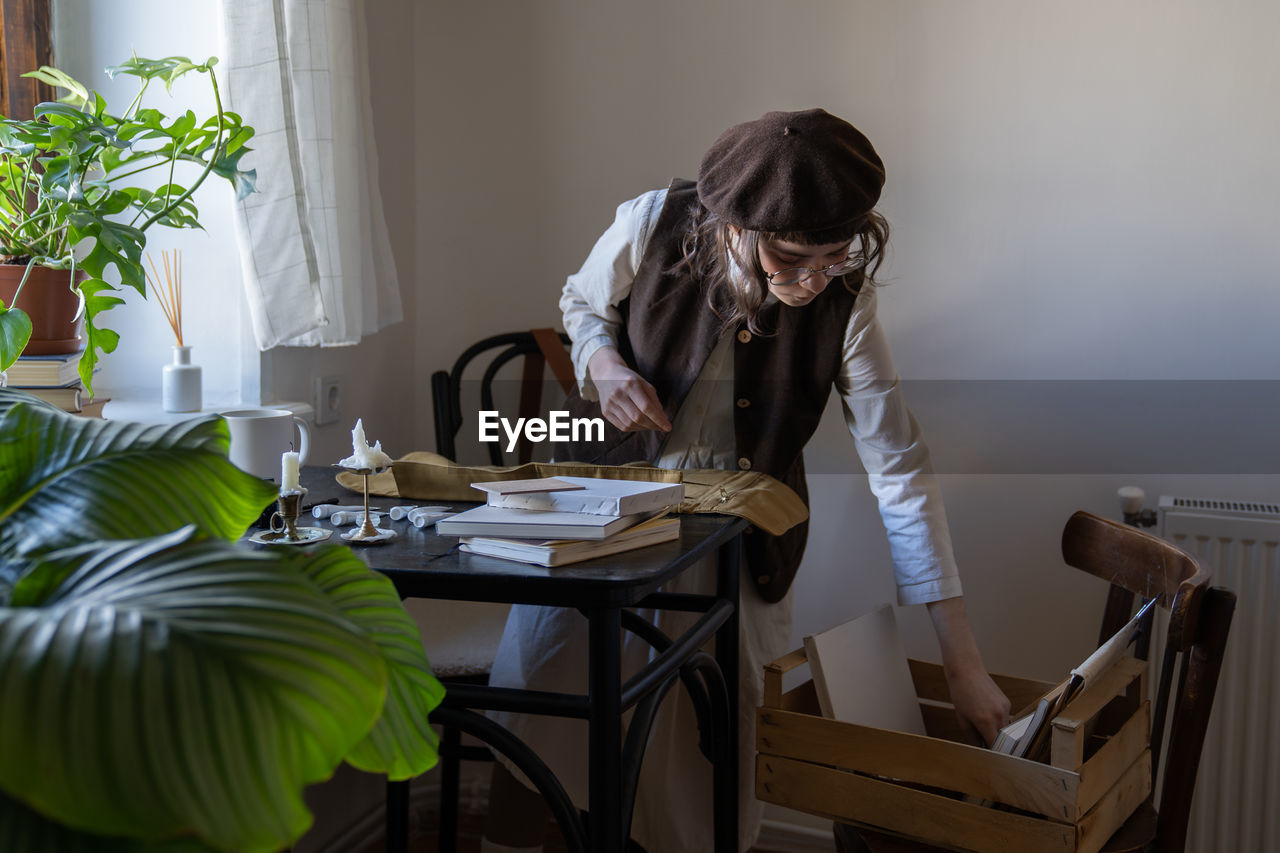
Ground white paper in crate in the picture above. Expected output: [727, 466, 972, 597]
[802, 602, 927, 735]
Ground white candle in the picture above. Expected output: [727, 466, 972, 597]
[337, 417, 393, 469]
[281, 451, 300, 491]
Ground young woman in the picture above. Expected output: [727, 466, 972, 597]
[482, 108, 1010, 853]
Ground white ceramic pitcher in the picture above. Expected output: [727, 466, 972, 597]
[221, 408, 311, 481]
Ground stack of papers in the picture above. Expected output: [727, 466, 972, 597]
[437, 476, 684, 567]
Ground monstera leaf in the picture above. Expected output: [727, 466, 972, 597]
[0, 390, 444, 851]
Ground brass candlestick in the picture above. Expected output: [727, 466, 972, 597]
[248, 487, 331, 546]
[335, 465, 396, 544]
[270, 488, 307, 542]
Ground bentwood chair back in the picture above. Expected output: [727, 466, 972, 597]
[431, 329, 575, 466]
[835, 510, 1236, 853]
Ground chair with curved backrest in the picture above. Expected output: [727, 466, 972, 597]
[417, 330, 575, 852]
[834, 509, 1236, 853]
[432, 329, 575, 466]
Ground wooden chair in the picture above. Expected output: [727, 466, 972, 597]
[432, 329, 575, 466]
[417, 329, 574, 852]
[834, 510, 1236, 853]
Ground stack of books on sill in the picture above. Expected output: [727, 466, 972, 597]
[3, 352, 107, 417]
[436, 476, 685, 567]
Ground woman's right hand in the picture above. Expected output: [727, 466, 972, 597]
[587, 347, 671, 433]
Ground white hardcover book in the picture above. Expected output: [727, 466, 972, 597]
[802, 603, 927, 735]
[471, 476, 684, 517]
[436, 504, 655, 540]
[459, 516, 680, 567]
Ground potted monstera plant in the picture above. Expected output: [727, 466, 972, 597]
[0, 56, 255, 396]
[0, 387, 444, 852]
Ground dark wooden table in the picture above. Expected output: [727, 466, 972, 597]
[292, 468, 747, 853]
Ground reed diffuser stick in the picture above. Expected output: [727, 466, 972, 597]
[145, 249, 183, 346]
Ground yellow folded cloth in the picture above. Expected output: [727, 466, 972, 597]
[335, 452, 807, 537]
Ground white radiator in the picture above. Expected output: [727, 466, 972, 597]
[1156, 495, 1280, 853]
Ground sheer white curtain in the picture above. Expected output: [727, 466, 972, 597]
[221, 0, 402, 348]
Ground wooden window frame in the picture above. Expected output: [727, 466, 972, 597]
[0, 0, 53, 119]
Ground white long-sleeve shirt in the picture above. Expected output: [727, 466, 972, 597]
[559, 188, 963, 605]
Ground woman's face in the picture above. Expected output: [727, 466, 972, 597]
[757, 236, 855, 307]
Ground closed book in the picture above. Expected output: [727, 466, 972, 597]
[23, 384, 83, 412]
[460, 515, 680, 567]
[4, 353, 83, 386]
[472, 476, 684, 517]
[75, 397, 111, 419]
[436, 504, 654, 540]
[990, 697, 1052, 756]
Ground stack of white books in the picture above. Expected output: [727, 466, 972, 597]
[435, 476, 684, 567]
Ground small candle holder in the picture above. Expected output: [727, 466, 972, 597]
[270, 489, 306, 541]
[334, 465, 397, 545]
[249, 487, 332, 546]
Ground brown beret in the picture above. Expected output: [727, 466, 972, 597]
[696, 108, 885, 234]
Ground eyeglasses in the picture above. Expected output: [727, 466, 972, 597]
[765, 253, 868, 287]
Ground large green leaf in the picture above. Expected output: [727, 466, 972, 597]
[0, 390, 277, 558]
[0, 388, 445, 848]
[287, 547, 445, 779]
[0, 304, 33, 371]
[0, 528, 387, 852]
[0, 789, 215, 853]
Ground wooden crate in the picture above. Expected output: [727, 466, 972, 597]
[757, 649, 1151, 853]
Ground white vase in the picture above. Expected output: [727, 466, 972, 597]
[162, 345, 202, 412]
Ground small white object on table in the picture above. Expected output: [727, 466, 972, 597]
[281, 451, 301, 492]
[337, 418, 393, 470]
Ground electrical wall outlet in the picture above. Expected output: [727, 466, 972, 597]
[315, 376, 342, 426]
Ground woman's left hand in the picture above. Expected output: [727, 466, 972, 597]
[943, 659, 1012, 747]
[927, 596, 1012, 747]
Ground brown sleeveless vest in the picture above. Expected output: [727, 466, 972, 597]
[558, 179, 861, 603]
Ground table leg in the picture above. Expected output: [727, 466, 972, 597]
[714, 534, 742, 853]
[588, 605, 624, 853]
[385, 778, 409, 853]
[439, 724, 461, 853]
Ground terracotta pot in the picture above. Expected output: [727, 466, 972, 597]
[0, 263, 86, 355]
